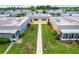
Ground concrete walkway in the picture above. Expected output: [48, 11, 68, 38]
[3, 42, 14, 54]
[36, 23, 43, 54]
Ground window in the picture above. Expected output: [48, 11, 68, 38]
[60, 32, 62, 38]
[74, 33, 79, 39]
[34, 19, 38, 21]
[42, 19, 46, 21]
[74, 33, 77, 39]
[12, 34, 15, 38]
[76, 33, 79, 39]
[63, 33, 68, 39]
[69, 33, 74, 39]
[78, 34, 79, 39]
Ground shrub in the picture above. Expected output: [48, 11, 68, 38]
[66, 40, 72, 44]
[47, 21, 51, 25]
[52, 30, 57, 35]
[55, 34, 60, 40]
[0, 38, 10, 44]
[76, 40, 79, 45]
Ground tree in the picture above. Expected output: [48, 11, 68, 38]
[46, 5, 52, 10]
[52, 7, 59, 10]
[27, 6, 36, 11]
[52, 30, 57, 35]
[43, 10, 46, 14]
[16, 13, 26, 17]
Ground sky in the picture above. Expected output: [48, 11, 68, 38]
[0, 0, 79, 7]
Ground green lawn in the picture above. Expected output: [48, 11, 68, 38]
[42, 24, 79, 54]
[7, 24, 38, 54]
[0, 38, 10, 54]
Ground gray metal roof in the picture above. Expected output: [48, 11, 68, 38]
[0, 30, 17, 34]
[0, 16, 30, 34]
[60, 29, 79, 33]
[50, 16, 79, 31]
[30, 13, 51, 19]
[0, 26, 19, 30]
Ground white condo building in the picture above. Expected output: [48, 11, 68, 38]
[50, 16, 79, 41]
[0, 16, 31, 41]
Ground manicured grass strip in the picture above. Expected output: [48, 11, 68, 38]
[0, 38, 10, 54]
[7, 24, 38, 54]
[42, 24, 79, 54]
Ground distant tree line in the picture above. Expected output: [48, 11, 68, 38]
[27, 5, 59, 11]
[0, 7, 26, 11]
[27, 5, 79, 11]
[0, 5, 79, 12]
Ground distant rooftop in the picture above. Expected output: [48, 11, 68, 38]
[50, 16, 79, 26]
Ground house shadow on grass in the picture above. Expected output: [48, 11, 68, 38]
[0, 38, 10, 44]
